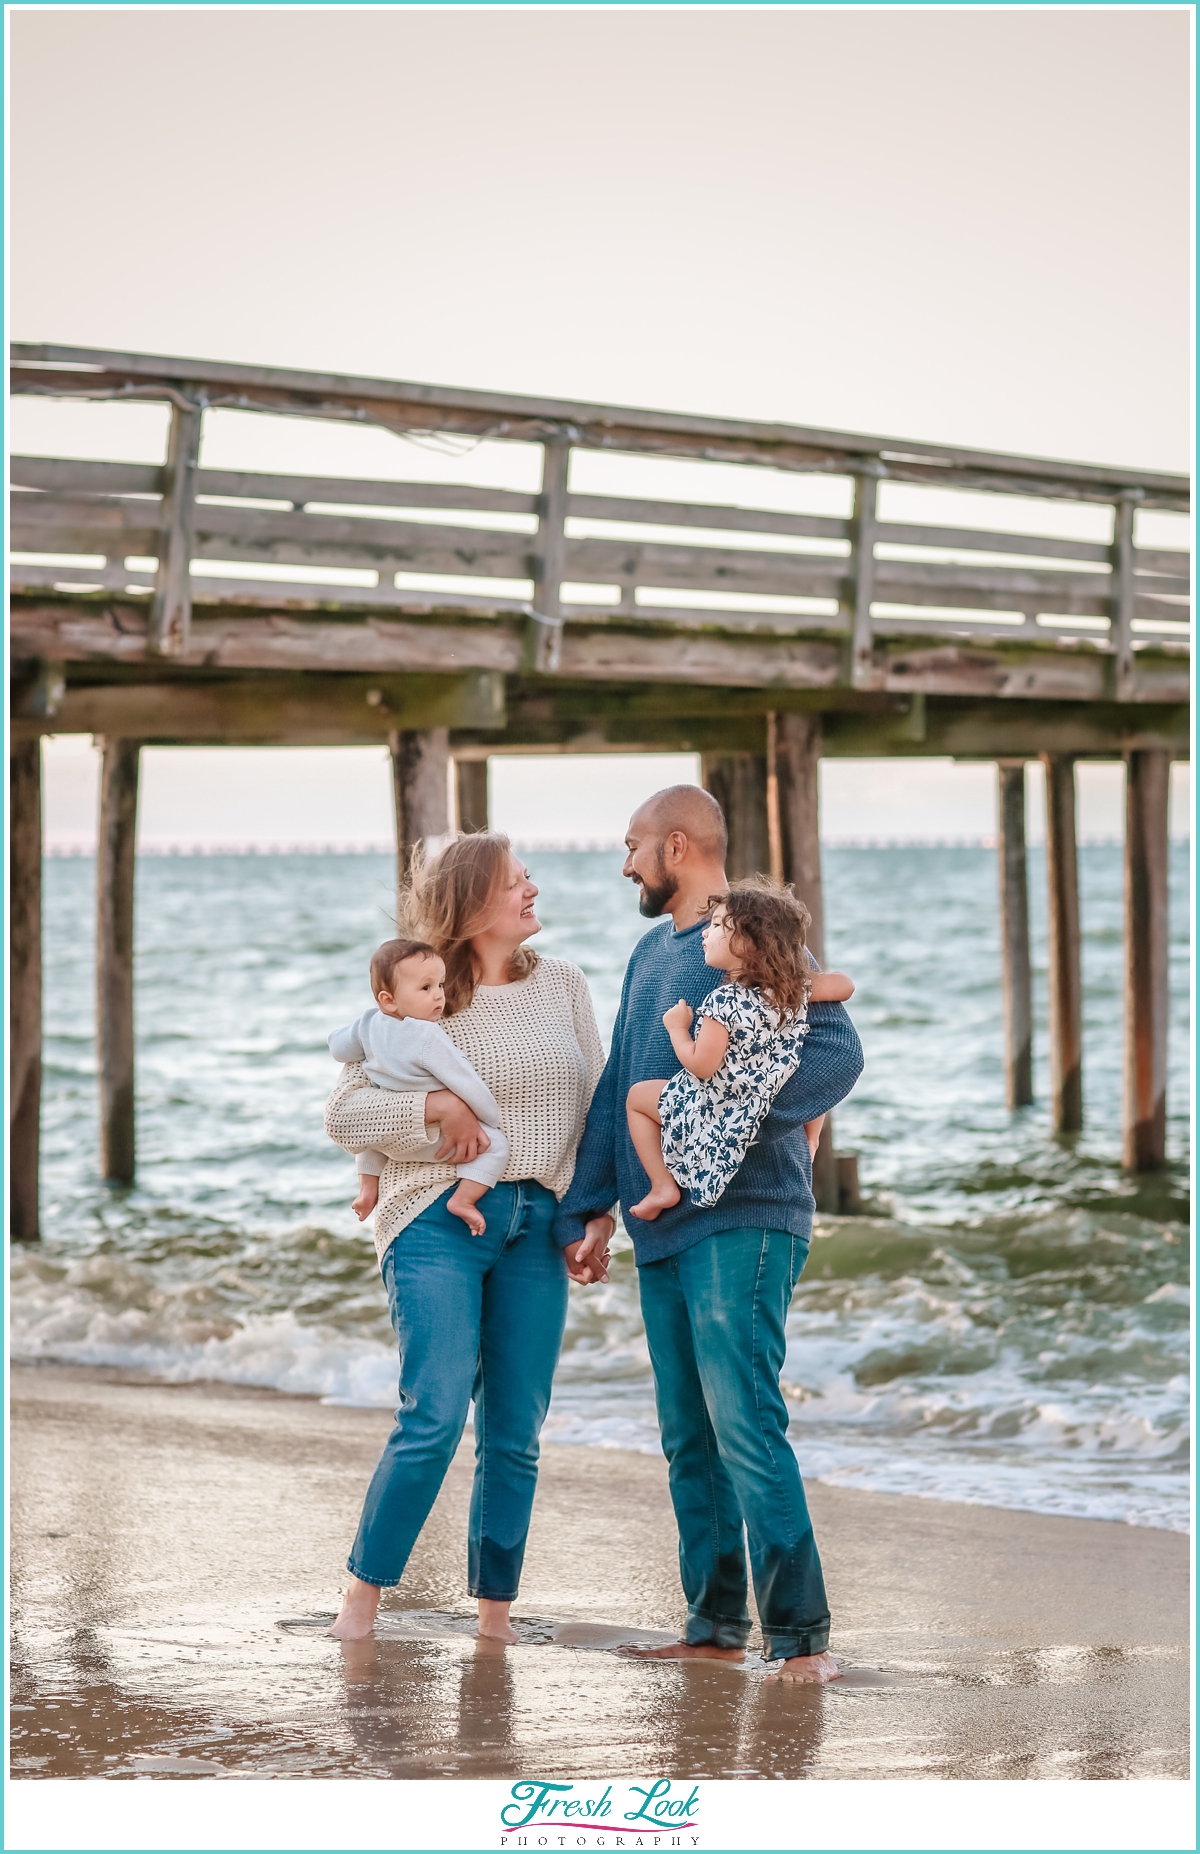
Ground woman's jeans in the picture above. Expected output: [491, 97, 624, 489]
[638, 1226, 830, 1661]
[347, 1181, 567, 1600]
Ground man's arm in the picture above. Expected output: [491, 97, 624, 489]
[552, 975, 631, 1250]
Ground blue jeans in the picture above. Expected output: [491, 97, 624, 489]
[347, 1181, 567, 1600]
[638, 1226, 830, 1661]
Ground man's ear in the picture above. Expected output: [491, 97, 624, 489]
[663, 829, 688, 865]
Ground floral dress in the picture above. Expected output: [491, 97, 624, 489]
[657, 982, 808, 1209]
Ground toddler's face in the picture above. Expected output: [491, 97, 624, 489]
[378, 953, 447, 1022]
[702, 909, 736, 972]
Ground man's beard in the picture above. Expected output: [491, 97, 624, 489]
[636, 854, 678, 918]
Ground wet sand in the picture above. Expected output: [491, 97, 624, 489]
[10, 1362, 1189, 1780]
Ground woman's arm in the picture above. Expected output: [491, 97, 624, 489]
[809, 971, 854, 1003]
[569, 965, 608, 1110]
[325, 1064, 490, 1166]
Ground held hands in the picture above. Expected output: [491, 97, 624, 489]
[565, 1214, 615, 1286]
[663, 1000, 694, 1036]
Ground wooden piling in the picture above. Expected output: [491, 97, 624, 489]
[997, 761, 1033, 1108]
[1123, 750, 1170, 1169]
[1042, 753, 1083, 1132]
[454, 758, 490, 834]
[700, 753, 769, 879]
[96, 738, 142, 1183]
[10, 739, 43, 1239]
[389, 728, 450, 886]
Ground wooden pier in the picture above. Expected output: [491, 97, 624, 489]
[8, 344, 1190, 1235]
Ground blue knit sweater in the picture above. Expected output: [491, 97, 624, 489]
[554, 917, 865, 1267]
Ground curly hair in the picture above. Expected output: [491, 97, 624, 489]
[706, 876, 813, 1017]
[397, 831, 538, 1016]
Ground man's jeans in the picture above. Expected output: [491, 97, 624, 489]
[638, 1226, 830, 1661]
[348, 1181, 567, 1600]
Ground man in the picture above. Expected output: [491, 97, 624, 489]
[556, 785, 864, 1683]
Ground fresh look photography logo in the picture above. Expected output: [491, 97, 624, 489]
[499, 1780, 702, 1847]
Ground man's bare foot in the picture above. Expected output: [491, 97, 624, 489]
[620, 1640, 745, 1663]
[477, 1599, 518, 1644]
[763, 1650, 841, 1684]
[327, 1574, 381, 1639]
[352, 1181, 379, 1221]
[447, 1191, 487, 1235]
[629, 1181, 681, 1221]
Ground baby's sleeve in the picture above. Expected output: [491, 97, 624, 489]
[418, 1027, 502, 1127]
[329, 1012, 368, 1064]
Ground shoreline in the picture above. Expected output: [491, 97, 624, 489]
[10, 1360, 1190, 1780]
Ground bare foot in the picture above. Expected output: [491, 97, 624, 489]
[352, 1182, 379, 1221]
[327, 1574, 381, 1639]
[447, 1192, 487, 1235]
[620, 1640, 745, 1663]
[629, 1181, 681, 1221]
[763, 1650, 841, 1684]
[477, 1599, 518, 1644]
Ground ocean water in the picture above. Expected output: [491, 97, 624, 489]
[14, 845, 1191, 1530]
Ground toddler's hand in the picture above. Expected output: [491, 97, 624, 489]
[663, 1000, 694, 1035]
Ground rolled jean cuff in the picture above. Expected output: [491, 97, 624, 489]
[346, 1557, 402, 1589]
[762, 1624, 830, 1661]
[685, 1607, 752, 1651]
[468, 1584, 519, 1602]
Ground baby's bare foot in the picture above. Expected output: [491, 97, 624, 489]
[763, 1650, 841, 1685]
[630, 1181, 681, 1221]
[327, 1574, 381, 1640]
[477, 1599, 518, 1644]
[448, 1194, 486, 1235]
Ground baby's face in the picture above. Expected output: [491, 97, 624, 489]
[702, 909, 736, 972]
[378, 954, 447, 1022]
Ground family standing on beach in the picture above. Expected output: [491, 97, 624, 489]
[323, 784, 864, 1682]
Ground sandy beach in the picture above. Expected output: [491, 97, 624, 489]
[9, 1361, 1188, 1782]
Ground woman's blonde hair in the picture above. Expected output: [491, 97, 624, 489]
[397, 831, 537, 1015]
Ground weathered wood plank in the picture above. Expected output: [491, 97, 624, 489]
[12, 345, 1189, 507]
[997, 762, 1034, 1108]
[1112, 496, 1138, 701]
[12, 457, 163, 494]
[876, 521, 1113, 564]
[1123, 750, 1170, 1170]
[199, 469, 536, 515]
[528, 437, 570, 673]
[96, 738, 141, 1181]
[569, 494, 849, 542]
[1043, 753, 1083, 1133]
[849, 473, 880, 689]
[9, 738, 42, 1240]
[151, 402, 202, 655]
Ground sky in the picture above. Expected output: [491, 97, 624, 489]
[12, 6, 1192, 849]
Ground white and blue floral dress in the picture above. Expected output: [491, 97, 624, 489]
[658, 982, 809, 1209]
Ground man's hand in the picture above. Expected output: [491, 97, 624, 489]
[426, 1089, 490, 1165]
[564, 1214, 615, 1285]
[663, 999, 694, 1036]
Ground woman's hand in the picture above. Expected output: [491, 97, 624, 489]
[564, 1214, 615, 1285]
[426, 1089, 491, 1165]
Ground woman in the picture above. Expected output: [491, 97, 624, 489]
[325, 832, 610, 1642]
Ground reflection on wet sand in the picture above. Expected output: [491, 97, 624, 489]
[10, 1367, 1189, 1781]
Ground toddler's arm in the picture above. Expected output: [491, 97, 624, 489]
[355, 1150, 386, 1176]
[662, 1000, 730, 1082]
[809, 970, 854, 1003]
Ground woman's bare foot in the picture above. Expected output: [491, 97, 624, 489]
[477, 1599, 518, 1644]
[352, 1179, 379, 1221]
[327, 1574, 381, 1639]
[620, 1640, 744, 1663]
[762, 1650, 841, 1684]
[629, 1180, 681, 1221]
[447, 1188, 487, 1235]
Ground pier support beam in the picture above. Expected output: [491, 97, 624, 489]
[96, 738, 142, 1183]
[1123, 751, 1170, 1170]
[1042, 753, 1083, 1133]
[390, 728, 450, 883]
[454, 758, 490, 834]
[997, 761, 1033, 1108]
[700, 753, 769, 879]
[10, 739, 43, 1240]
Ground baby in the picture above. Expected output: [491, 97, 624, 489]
[329, 938, 509, 1235]
[626, 880, 854, 1220]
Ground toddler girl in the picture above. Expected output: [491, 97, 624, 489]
[626, 879, 854, 1220]
[329, 938, 509, 1235]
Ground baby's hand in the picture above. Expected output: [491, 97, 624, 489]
[663, 1000, 694, 1036]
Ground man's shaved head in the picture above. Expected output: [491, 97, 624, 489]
[634, 785, 728, 858]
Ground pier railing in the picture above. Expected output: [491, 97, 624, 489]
[10, 344, 1190, 698]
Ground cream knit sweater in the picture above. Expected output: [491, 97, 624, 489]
[324, 955, 606, 1264]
